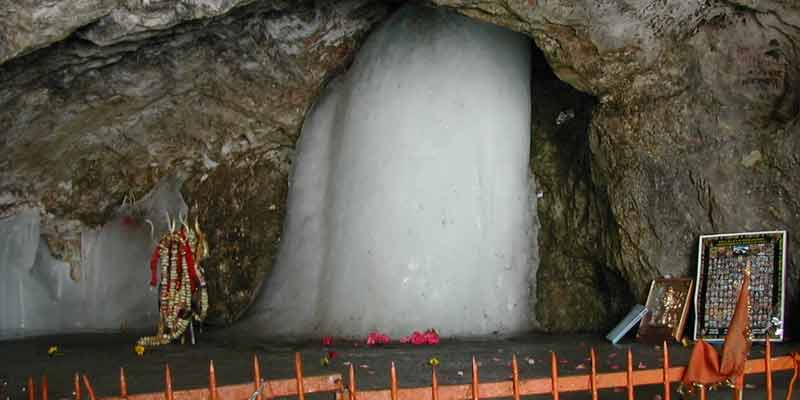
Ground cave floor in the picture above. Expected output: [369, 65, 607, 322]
[2, 332, 799, 400]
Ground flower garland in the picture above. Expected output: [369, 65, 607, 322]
[137, 220, 209, 348]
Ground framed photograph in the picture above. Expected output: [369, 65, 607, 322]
[637, 278, 693, 343]
[694, 231, 786, 342]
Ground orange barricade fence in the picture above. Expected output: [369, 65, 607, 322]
[25, 339, 800, 400]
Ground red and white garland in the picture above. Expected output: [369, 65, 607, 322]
[137, 222, 209, 348]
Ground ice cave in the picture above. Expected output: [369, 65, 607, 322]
[241, 5, 537, 338]
[4, 0, 800, 396]
[2, 0, 798, 347]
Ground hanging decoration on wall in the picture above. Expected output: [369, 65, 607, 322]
[137, 215, 209, 348]
[694, 230, 786, 342]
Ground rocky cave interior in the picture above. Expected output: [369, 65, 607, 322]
[1, 0, 799, 341]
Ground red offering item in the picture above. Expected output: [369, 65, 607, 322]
[401, 329, 440, 345]
[423, 329, 440, 344]
[149, 248, 160, 287]
[366, 332, 391, 346]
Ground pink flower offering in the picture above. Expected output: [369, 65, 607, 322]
[423, 329, 440, 345]
[410, 331, 426, 345]
[366, 331, 391, 346]
[402, 329, 440, 345]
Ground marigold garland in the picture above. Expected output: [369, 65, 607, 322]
[137, 220, 209, 348]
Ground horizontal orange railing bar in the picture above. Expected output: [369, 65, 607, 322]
[100, 374, 342, 400]
[335, 355, 796, 400]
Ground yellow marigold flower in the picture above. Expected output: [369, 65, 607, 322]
[135, 344, 145, 356]
[428, 357, 440, 367]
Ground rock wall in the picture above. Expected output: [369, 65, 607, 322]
[530, 47, 633, 331]
[433, 0, 800, 331]
[0, 0, 389, 326]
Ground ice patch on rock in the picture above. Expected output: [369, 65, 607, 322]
[0, 177, 187, 338]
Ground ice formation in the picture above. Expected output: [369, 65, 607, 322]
[243, 5, 536, 338]
[0, 178, 187, 338]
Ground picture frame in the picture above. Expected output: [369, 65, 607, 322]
[637, 278, 693, 343]
[694, 230, 787, 342]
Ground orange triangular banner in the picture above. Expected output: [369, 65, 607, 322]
[683, 266, 751, 389]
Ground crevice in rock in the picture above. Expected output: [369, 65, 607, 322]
[530, 44, 634, 332]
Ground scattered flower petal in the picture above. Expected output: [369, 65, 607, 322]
[745, 383, 757, 389]
[637, 362, 647, 369]
[47, 346, 60, 357]
[575, 363, 587, 370]
[322, 336, 334, 346]
[457, 371, 464, 377]
[526, 357, 535, 365]
[610, 364, 620, 370]
[328, 351, 338, 360]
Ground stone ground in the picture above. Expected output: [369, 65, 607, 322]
[1, 332, 798, 399]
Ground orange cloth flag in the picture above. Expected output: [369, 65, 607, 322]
[682, 266, 751, 389]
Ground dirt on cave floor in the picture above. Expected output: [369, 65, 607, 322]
[1, 331, 799, 400]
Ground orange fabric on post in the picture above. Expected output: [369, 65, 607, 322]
[682, 340, 726, 386]
[682, 266, 751, 389]
[720, 270, 751, 384]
